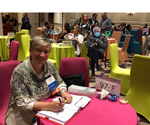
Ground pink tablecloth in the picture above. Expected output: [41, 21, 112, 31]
[37, 95, 138, 125]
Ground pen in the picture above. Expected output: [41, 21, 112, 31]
[59, 98, 62, 103]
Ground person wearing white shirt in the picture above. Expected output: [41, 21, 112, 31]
[64, 26, 84, 56]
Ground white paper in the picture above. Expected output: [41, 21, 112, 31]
[38, 95, 91, 124]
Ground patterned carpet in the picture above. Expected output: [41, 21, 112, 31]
[89, 53, 150, 125]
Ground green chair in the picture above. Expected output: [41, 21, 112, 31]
[21, 35, 57, 67]
[21, 29, 32, 41]
[80, 41, 91, 78]
[21, 29, 29, 35]
[14, 32, 25, 62]
[109, 43, 130, 95]
[21, 35, 31, 61]
[126, 55, 150, 122]
[48, 59, 57, 68]
[80, 41, 89, 63]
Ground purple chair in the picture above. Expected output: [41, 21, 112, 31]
[59, 57, 89, 87]
[9, 40, 19, 61]
[0, 60, 20, 125]
[136, 30, 143, 42]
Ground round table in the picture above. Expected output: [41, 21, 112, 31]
[0, 36, 13, 61]
[37, 95, 138, 125]
[49, 43, 75, 71]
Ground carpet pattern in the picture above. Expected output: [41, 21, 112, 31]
[89, 53, 150, 125]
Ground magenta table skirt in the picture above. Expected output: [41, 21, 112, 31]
[37, 95, 138, 125]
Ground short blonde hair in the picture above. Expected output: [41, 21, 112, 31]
[30, 35, 52, 52]
[74, 26, 81, 34]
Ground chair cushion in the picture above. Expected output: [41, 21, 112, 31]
[132, 41, 141, 45]
[112, 67, 130, 76]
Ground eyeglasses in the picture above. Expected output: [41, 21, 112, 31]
[34, 48, 50, 55]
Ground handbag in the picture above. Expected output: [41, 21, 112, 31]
[61, 73, 85, 88]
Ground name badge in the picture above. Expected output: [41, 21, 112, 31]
[45, 75, 59, 95]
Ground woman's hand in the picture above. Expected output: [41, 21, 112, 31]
[49, 101, 65, 112]
[84, 35, 88, 39]
[62, 92, 72, 104]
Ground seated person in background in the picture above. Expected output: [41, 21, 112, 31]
[64, 26, 84, 56]
[57, 23, 71, 42]
[86, 26, 108, 76]
[121, 23, 126, 34]
[142, 24, 149, 35]
[143, 24, 148, 29]
[42, 21, 56, 43]
[126, 24, 131, 34]
[79, 13, 91, 40]
[118, 22, 123, 28]
[89, 13, 99, 31]
[111, 22, 115, 34]
[71, 21, 79, 33]
[5, 36, 72, 125]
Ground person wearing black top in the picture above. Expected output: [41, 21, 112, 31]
[79, 14, 91, 40]
[58, 23, 71, 39]
[89, 13, 99, 31]
[86, 26, 108, 76]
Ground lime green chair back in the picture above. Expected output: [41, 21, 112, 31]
[21, 35, 31, 61]
[80, 41, 91, 77]
[21, 29, 29, 35]
[109, 43, 118, 71]
[14, 32, 25, 61]
[126, 55, 150, 121]
[80, 41, 89, 62]
[109, 43, 130, 95]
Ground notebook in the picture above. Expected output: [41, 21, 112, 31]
[36, 95, 91, 125]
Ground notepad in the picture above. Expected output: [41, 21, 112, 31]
[37, 95, 91, 125]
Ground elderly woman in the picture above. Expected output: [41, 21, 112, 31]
[86, 26, 108, 76]
[64, 26, 84, 56]
[5, 36, 72, 125]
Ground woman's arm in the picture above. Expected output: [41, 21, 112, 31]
[98, 35, 108, 49]
[85, 36, 93, 48]
[48, 62, 72, 103]
[64, 33, 73, 39]
[33, 101, 65, 112]
[58, 30, 67, 39]
[72, 34, 83, 45]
